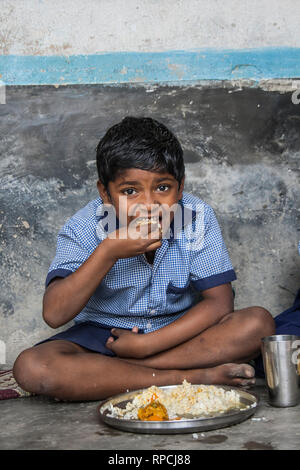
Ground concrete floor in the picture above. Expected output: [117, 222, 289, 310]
[0, 378, 300, 450]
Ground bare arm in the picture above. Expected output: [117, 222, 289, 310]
[43, 222, 162, 329]
[143, 283, 234, 355]
[106, 283, 234, 358]
[42, 238, 117, 328]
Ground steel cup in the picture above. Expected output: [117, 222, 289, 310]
[261, 335, 300, 407]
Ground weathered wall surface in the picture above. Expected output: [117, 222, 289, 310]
[0, 0, 300, 364]
[1, 0, 300, 55]
[1, 83, 299, 363]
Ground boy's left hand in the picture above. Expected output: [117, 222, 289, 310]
[105, 327, 148, 358]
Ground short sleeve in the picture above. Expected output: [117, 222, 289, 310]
[45, 222, 93, 288]
[189, 205, 237, 291]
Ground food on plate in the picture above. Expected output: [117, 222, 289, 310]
[105, 380, 242, 421]
[138, 400, 169, 421]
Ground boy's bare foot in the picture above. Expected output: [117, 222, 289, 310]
[187, 363, 256, 387]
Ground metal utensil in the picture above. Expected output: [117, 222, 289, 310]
[98, 385, 258, 434]
[261, 335, 300, 407]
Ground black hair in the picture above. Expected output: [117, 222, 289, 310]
[96, 116, 185, 190]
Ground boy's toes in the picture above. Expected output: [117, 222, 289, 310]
[239, 378, 256, 387]
[193, 363, 256, 387]
[226, 363, 255, 379]
[231, 377, 256, 387]
[219, 363, 256, 387]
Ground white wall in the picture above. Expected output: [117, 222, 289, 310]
[1, 0, 300, 55]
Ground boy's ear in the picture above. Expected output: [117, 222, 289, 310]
[97, 180, 111, 203]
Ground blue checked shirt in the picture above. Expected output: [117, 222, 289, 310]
[45, 191, 237, 332]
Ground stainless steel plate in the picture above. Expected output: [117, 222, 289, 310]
[98, 385, 259, 434]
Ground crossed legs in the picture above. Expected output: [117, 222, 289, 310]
[13, 306, 275, 401]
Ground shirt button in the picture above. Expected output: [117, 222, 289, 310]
[150, 309, 156, 314]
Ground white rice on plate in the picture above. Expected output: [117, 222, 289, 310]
[105, 380, 243, 420]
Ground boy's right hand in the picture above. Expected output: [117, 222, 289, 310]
[103, 220, 163, 261]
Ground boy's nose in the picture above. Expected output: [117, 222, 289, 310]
[132, 200, 160, 217]
[142, 192, 156, 205]
[144, 201, 159, 213]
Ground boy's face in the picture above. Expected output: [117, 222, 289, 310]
[97, 168, 184, 231]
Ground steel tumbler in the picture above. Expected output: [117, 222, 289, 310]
[261, 335, 300, 407]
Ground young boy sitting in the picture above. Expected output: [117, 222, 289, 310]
[13, 116, 275, 401]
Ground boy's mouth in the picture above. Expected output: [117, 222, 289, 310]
[134, 216, 162, 227]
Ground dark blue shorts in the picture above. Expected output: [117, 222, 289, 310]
[35, 321, 144, 357]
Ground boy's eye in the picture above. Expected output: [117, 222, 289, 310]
[122, 185, 170, 195]
[157, 185, 170, 192]
[122, 188, 137, 195]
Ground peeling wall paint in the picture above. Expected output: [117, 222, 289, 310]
[1, 48, 300, 86]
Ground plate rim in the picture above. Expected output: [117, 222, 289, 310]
[97, 383, 259, 428]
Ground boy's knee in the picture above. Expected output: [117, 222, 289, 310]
[249, 306, 276, 337]
[13, 347, 60, 395]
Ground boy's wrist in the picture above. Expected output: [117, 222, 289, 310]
[99, 238, 119, 263]
[129, 331, 154, 359]
[140, 330, 161, 357]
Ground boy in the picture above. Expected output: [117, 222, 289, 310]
[13, 117, 275, 401]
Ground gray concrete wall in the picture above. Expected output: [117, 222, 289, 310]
[0, 82, 299, 364]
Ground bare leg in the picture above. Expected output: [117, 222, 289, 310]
[13, 339, 257, 402]
[120, 306, 275, 370]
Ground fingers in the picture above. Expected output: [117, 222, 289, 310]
[111, 327, 136, 336]
[126, 222, 161, 244]
[144, 240, 162, 252]
[105, 336, 114, 349]
[143, 225, 163, 250]
[108, 326, 139, 339]
[111, 328, 122, 337]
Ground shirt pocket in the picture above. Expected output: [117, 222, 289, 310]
[166, 281, 190, 295]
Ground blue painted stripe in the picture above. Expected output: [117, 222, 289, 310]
[1, 47, 300, 85]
